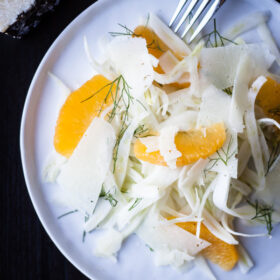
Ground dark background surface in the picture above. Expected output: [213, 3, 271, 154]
[1, 0, 280, 280]
[0, 1, 96, 279]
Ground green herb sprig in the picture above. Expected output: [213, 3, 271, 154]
[133, 124, 149, 138]
[202, 19, 237, 48]
[266, 141, 280, 176]
[223, 87, 233, 96]
[247, 200, 274, 235]
[81, 75, 134, 173]
[100, 187, 118, 207]
[205, 136, 236, 174]
[109, 24, 139, 37]
[82, 214, 90, 243]
[146, 244, 154, 252]
[146, 39, 164, 52]
[109, 22, 163, 52]
[82, 230, 87, 243]
[113, 125, 129, 172]
[81, 75, 133, 121]
[57, 210, 78, 219]
[129, 198, 142, 211]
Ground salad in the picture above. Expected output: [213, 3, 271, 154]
[44, 11, 280, 277]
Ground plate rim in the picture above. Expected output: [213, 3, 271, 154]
[20, 1, 113, 279]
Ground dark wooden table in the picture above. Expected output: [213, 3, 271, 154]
[0, 1, 96, 279]
[1, 0, 280, 279]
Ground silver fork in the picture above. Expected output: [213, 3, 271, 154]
[169, 0, 226, 43]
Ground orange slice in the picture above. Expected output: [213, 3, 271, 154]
[176, 221, 238, 271]
[256, 77, 280, 124]
[134, 123, 226, 167]
[54, 74, 114, 158]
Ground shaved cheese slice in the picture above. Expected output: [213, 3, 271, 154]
[94, 228, 123, 260]
[43, 152, 67, 183]
[159, 50, 179, 73]
[154, 58, 188, 84]
[159, 126, 181, 169]
[137, 211, 210, 260]
[159, 111, 198, 131]
[96, 207, 149, 257]
[148, 13, 191, 57]
[155, 55, 199, 95]
[223, 11, 270, 40]
[127, 184, 163, 199]
[106, 36, 156, 98]
[57, 118, 116, 214]
[158, 51, 191, 87]
[186, 55, 200, 97]
[154, 248, 193, 267]
[148, 85, 169, 118]
[229, 54, 252, 133]
[139, 136, 159, 153]
[168, 88, 200, 112]
[200, 44, 274, 89]
[135, 165, 181, 190]
[197, 84, 231, 127]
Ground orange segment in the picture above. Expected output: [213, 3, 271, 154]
[134, 123, 226, 167]
[170, 80, 191, 90]
[54, 74, 114, 158]
[256, 77, 280, 124]
[176, 221, 238, 271]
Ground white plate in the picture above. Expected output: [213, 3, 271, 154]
[20, 0, 280, 279]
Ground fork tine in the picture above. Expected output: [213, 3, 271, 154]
[174, 0, 200, 33]
[188, 0, 221, 43]
[169, 0, 189, 27]
[181, 0, 211, 38]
